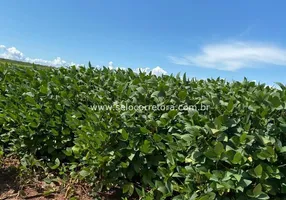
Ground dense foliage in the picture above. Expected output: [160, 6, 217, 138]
[1, 63, 286, 199]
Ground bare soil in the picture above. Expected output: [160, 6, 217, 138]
[0, 157, 93, 200]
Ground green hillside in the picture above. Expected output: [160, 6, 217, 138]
[0, 58, 52, 69]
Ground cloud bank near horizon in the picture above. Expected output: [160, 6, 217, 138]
[0, 45, 167, 76]
[0, 45, 81, 67]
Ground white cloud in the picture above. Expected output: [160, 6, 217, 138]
[134, 67, 150, 73]
[170, 41, 286, 71]
[105, 62, 167, 75]
[134, 66, 167, 76]
[25, 57, 68, 67]
[1, 47, 24, 60]
[151, 66, 167, 75]
[0, 45, 81, 67]
[0, 44, 168, 74]
[70, 62, 84, 67]
[108, 61, 114, 69]
[105, 61, 126, 70]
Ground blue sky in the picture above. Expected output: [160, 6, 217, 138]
[1, 0, 286, 85]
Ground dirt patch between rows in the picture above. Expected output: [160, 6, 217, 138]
[0, 157, 92, 200]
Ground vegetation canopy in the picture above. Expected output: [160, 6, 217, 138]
[0, 62, 286, 199]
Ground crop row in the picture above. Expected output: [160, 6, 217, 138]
[1, 64, 286, 199]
